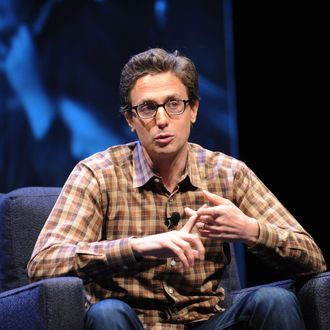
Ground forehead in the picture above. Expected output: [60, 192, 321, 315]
[130, 72, 187, 102]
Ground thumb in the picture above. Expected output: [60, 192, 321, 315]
[181, 208, 199, 233]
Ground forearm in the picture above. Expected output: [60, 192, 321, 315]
[249, 222, 326, 276]
[27, 162, 140, 281]
[234, 164, 326, 276]
[27, 237, 138, 281]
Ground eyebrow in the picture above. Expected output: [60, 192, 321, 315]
[136, 94, 183, 105]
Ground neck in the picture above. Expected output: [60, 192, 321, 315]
[157, 158, 186, 192]
[143, 144, 189, 192]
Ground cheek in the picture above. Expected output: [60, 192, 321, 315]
[135, 124, 152, 142]
[179, 118, 192, 132]
[176, 122, 192, 142]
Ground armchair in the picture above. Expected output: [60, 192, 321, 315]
[0, 187, 85, 330]
[0, 186, 329, 329]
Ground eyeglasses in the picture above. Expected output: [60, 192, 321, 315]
[129, 99, 191, 119]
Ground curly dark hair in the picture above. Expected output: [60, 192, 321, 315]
[119, 48, 199, 116]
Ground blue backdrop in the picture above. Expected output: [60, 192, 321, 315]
[0, 0, 245, 284]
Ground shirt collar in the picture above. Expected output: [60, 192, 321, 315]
[132, 142, 155, 188]
[186, 144, 208, 190]
[132, 141, 207, 190]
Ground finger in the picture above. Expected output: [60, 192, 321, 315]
[181, 211, 199, 233]
[182, 204, 207, 233]
[202, 190, 229, 205]
[181, 230, 205, 260]
[196, 220, 212, 231]
[165, 239, 190, 267]
[172, 235, 199, 267]
[184, 207, 196, 217]
[191, 234, 205, 260]
[197, 206, 225, 217]
[185, 206, 210, 218]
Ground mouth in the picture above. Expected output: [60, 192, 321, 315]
[154, 133, 175, 146]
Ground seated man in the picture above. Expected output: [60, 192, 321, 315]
[28, 48, 326, 330]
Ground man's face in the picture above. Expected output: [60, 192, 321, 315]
[125, 71, 198, 163]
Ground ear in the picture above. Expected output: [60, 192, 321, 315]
[124, 112, 135, 132]
[190, 99, 199, 124]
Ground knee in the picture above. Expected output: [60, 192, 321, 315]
[251, 286, 298, 308]
[85, 299, 144, 330]
[85, 298, 132, 326]
[240, 287, 305, 329]
[88, 298, 130, 317]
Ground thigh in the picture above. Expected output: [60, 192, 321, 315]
[189, 287, 304, 330]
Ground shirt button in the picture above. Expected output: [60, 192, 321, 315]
[170, 259, 176, 266]
[154, 178, 160, 183]
[168, 288, 174, 294]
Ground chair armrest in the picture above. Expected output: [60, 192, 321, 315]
[0, 277, 85, 330]
[296, 271, 330, 330]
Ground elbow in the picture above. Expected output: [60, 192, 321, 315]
[27, 256, 45, 282]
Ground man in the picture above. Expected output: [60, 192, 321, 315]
[28, 48, 326, 329]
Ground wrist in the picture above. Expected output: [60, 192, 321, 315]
[130, 237, 143, 258]
[244, 218, 260, 247]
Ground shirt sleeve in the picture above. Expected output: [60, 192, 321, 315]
[27, 162, 138, 282]
[233, 162, 326, 277]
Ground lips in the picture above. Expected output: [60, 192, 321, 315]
[154, 133, 175, 146]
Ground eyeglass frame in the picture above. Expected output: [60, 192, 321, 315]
[128, 99, 191, 119]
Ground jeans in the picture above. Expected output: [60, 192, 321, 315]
[84, 287, 306, 330]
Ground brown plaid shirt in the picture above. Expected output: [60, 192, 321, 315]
[28, 141, 326, 329]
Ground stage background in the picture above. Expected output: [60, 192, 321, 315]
[0, 0, 328, 287]
[0, 0, 237, 190]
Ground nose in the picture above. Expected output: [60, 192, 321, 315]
[154, 105, 168, 128]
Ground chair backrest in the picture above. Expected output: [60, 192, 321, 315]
[0, 186, 242, 299]
[0, 186, 61, 292]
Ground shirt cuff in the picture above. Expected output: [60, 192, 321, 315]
[103, 236, 141, 271]
[247, 222, 280, 255]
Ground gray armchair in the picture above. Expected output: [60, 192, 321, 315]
[0, 186, 329, 329]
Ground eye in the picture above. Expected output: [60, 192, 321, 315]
[166, 99, 180, 109]
[139, 102, 157, 112]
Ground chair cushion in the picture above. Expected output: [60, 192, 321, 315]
[0, 187, 61, 292]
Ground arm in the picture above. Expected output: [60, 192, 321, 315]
[28, 162, 205, 281]
[195, 163, 326, 277]
[27, 162, 138, 281]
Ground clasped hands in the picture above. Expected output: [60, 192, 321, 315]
[131, 190, 259, 267]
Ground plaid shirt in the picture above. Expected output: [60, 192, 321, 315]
[28, 141, 326, 329]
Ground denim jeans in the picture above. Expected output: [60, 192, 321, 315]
[84, 287, 306, 330]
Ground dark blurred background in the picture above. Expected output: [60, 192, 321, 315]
[0, 0, 328, 287]
[233, 1, 329, 285]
